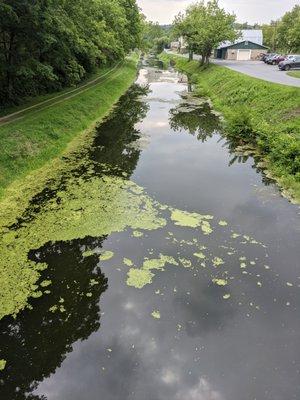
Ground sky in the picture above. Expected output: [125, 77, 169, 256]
[137, 0, 300, 25]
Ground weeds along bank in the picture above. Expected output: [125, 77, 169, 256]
[0, 56, 138, 199]
[160, 53, 300, 203]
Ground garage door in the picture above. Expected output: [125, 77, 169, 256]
[237, 50, 251, 61]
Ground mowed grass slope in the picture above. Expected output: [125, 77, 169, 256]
[0, 56, 138, 198]
[287, 71, 300, 79]
[160, 53, 300, 202]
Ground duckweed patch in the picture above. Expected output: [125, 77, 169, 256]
[127, 269, 154, 289]
[99, 251, 114, 261]
[212, 278, 228, 286]
[151, 310, 161, 319]
[0, 144, 284, 320]
[171, 209, 213, 234]
[0, 173, 167, 319]
[126, 254, 179, 289]
[0, 359, 6, 371]
[132, 231, 143, 238]
[194, 252, 206, 260]
[219, 220, 228, 226]
[212, 257, 224, 267]
[123, 258, 134, 267]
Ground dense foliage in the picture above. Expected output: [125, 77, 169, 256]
[261, 5, 300, 52]
[141, 21, 171, 53]
[277, 5, 300, 53]
[173, 0, 237, 64]
[0, 0, 141, 105]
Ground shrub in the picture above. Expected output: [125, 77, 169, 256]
[226, 107, 256, 144]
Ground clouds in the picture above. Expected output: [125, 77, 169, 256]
[175, 377, 225, 400]
[137, 0, 298, 24]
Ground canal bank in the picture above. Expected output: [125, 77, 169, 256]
[0, 55, 139, 198]
[160, 52, 300, 204]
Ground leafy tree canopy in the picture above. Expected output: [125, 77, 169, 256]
[173, 0, 238, 64]
[0, 0, 142, 106]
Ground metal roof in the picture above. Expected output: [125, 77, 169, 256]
[218, 29, 263, 49]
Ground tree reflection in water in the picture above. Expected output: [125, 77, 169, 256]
[0, 236, 108, 399]
[0, 84, 150, 400]
[169, 96, 275, 185]
[169, 98, 221, 142]
[91, 84, 150, 177]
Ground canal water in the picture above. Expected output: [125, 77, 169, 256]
[0, 66, 300, 400]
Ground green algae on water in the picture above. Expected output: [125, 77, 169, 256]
[151, 310, 161, 319]
[171, 209, 213, 234]
[0, 359, 6, 371]
[126, 254, 178, 289]
[123, 258, 134, 267]
[143, 255, 178, 271]
[179, 258, 192, 268]
[40, 280, 52, 288]
[127, 268, 154, 289]
[132, 230, 143, 238]
[194, 252, 206, 260]
[0, 174, 167, 319]
[99, 251, 114, 261]
[83, 249, 96, 257]
[212, 257, 224, 267]
[219, 220, 228, 226]
[0, 148, 272, 321]
[212, 278, 228, 286]
[223, 293, 231, 299]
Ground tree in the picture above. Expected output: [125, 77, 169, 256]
[173, 0, 238, 65]
[0, 0, 142, 106]
[141, 20, 165, 51]
[262, 21, 279, 51]
[277, 5, 300, 53]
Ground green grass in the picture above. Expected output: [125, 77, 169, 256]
[160, 53, 300, 203]
[287, 70, 300, 79]
[0, 55, 139, 198]
[0, 64, 116, 118]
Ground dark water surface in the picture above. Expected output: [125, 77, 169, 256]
[1, 67, 300, 400]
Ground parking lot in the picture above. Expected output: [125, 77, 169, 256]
[167, 51, 300, 87]
[212, 59, 300, 87]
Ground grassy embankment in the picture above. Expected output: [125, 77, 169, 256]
[287, 71, 300, 79]
[160, 53, 300, 203]
[0, 54, 139, 199]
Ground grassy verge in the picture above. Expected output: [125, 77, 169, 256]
[160, 53, 300, 203]
[287, 71, 300, 79]
[0, 55, 139, 198]
[0, 64, 116, 118]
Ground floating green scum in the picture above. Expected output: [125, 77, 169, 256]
[0, 150, 284, 321]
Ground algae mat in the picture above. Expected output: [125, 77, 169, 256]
[0, 159, 281, 320]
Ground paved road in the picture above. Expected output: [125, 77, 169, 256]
[166, 51, 300, 87]
[213, 59, 300, 87]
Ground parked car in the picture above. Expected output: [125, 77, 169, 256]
[266, 54, 278, 64]
[285, 54, 299, 61]
[259, 53, 268, 61]
[272, 55, 286, 65]
[278, 55, 300, 71]
[264, 53, 277, 63]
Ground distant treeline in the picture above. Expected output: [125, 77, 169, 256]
[0, 0, 141, 105]
[235, 5, 300, 53]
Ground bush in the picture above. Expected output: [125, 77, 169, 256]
[226, 107, 256, 143]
